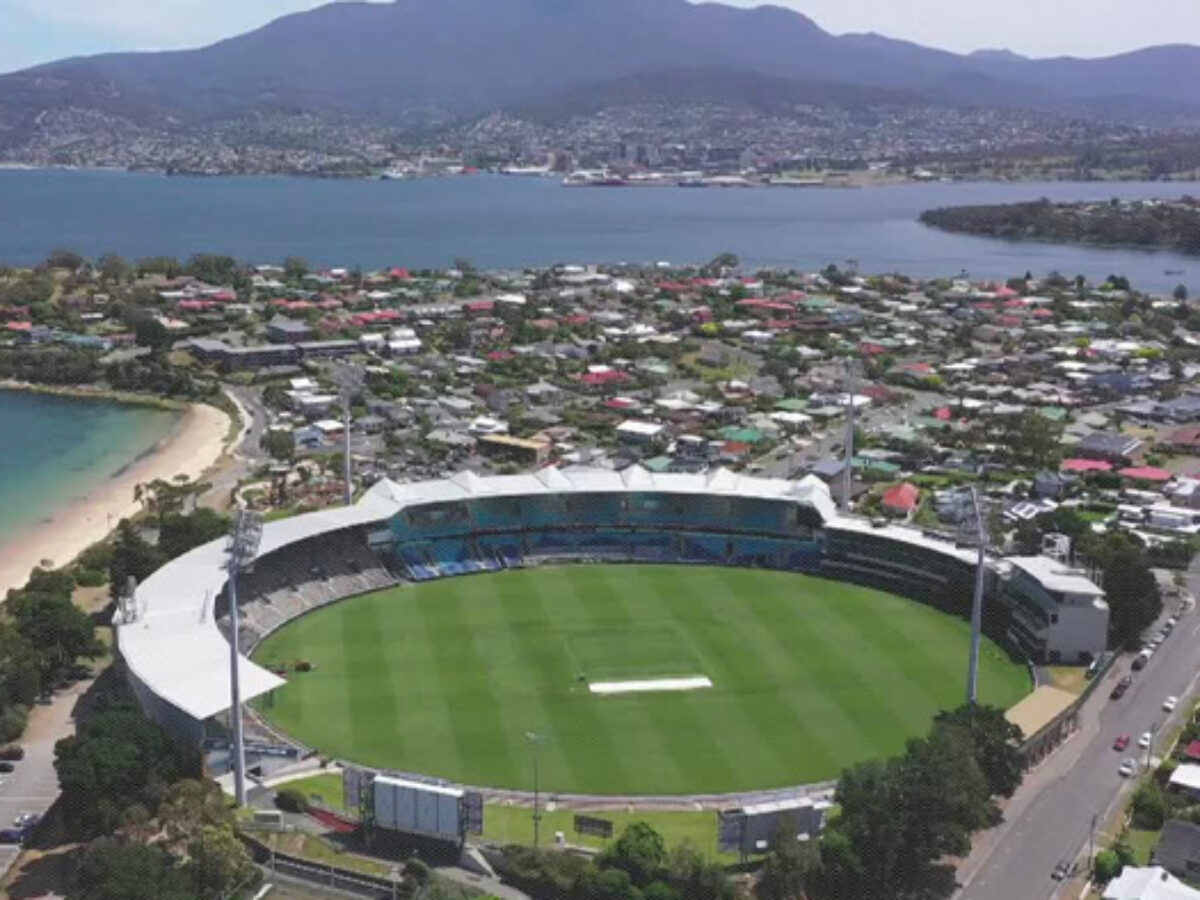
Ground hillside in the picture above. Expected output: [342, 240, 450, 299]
[3, 0, 1200, 127]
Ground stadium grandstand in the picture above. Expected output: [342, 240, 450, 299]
[115, 465, 1108, 754]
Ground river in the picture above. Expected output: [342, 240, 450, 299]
[0, 169, 1197, 293]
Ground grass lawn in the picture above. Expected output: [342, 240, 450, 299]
[1126, 828, 1160, 866]
[283, 771, 738, 859]
[482, 803, 733, 861]
[253, 565, 1029, 796]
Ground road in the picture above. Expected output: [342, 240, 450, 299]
[0, 677, 94, 882]
[958, 594, 1200, 900]
[757, 389, 948, 480]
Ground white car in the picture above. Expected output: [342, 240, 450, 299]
[1139, 731, 1153, 749]
[1164, 696, 1179, 713]
[1119, 758, 1137, 777]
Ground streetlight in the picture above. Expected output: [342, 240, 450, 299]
[525, 731, 547, 847]
[226, 507, 263, 807]
[966, 487, 988, 705]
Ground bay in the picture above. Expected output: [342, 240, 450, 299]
[0, 390, 178, 552]
[0, 169, 1197, 294]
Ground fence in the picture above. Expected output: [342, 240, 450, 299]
[241, 832, 400, 900]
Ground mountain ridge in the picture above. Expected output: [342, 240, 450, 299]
[2, 0, 1199, 130]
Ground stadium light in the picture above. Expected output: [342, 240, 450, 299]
[226, 507, 263, 807]
[333, 363, 363, 507]
[841, 358, 857, 514]
[525, 731, 547, 847]
[966, 487, 987, 706]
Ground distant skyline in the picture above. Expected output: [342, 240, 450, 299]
[1, 0, 1199, 74]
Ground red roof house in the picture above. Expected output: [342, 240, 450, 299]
[881, 482, 920, 516]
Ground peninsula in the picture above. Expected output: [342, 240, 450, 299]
[919, 196, 1200, 255]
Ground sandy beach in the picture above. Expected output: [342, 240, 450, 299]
[0, 402, 231, 596]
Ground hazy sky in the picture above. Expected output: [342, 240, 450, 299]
[1, 0, 1198, 74]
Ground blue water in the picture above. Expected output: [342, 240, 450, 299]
[0, 390, 178, 549]
[0, 169, 1198, 294]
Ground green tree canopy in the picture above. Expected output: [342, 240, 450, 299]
[600, 822, 668, 888]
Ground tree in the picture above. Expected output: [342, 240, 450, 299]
[7, 585, 102, 686]
[575, 866, 643, 900]
[158, 509, 230, 561]
[185, 825, 259, 898]
[156, 779, 234, 847]
[133, 318, 173, 353]
[933, 704, 1026, 799]
[756, 817, 820, 900]
[1088, 532, 1162, 649]
[665, 841, 734, 900]
[69, 839, 195, 900]
[97, 254, 131, 285]
[1092, 849, 1122, 883]
[600, 822, 667, 887]
[186, 254, 239, 286]
[1004, 410, 1061, 469]
[283, 256, 309, 281]
[55, 690, 193, 838]
[108, 521, 164, 601]
[45, 248, 85, 271]
[1130, 781, 1167, 830]
[1175, 284, 1189, 302]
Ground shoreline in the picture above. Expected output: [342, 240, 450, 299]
[0, 380, 185, 412]
[0, 401, 232, 597]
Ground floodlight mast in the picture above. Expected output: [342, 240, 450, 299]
[841, 358, 857, 514]
[334, 364, 361, 507]
[967, 486, 988, 705]
[226, 507, 263, 807]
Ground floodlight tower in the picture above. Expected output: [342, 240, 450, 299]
[840, 358, 858, 514]
[525, 731, 547, 847]
[333, 364, 363, 507]
[226, 507, 263, 807]
[966, 486, 988, 705]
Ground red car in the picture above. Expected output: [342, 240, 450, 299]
[1113, 734, 1131, 751]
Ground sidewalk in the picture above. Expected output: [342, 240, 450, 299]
[954, 678, 1110, 895]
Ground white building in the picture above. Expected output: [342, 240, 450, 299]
[1104, 866, 1200, 900]
[616, 420, 667, 447]
[1003, 556, 1110, 664]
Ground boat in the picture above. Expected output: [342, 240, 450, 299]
[1165, 269, 1185, 276]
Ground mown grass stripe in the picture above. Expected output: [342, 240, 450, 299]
[252, 565, 1031, 794]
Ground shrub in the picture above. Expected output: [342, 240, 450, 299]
[275, 788, 308, 814]
[1093, 849, 1122, 883]
[74, 569, 108, 588]
[1131, 782, 1167, 830]
[0, 707, 27, 744]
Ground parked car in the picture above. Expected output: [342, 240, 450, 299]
[0, 828, 23, 845]
[1164, 696, 1179, 712]
[1113, 734, 1131, 751]
[1111, 676, 1134, 699]
[1139, 731, 1153, 749]
[1119, 758, 1137, 777]
[0, 746, 24, 761]
[0, 763, 14, 774]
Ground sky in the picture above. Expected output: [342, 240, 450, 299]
[1, 0, 1199, 74]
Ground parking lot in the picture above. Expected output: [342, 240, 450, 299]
[0, 677, 88, 882]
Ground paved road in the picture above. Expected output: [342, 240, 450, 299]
[958, 596, 1200, 900]
[0, 678, 93, 883]
[759, 389, 948, 480]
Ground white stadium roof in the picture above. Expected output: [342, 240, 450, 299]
[116, 466, 847, 724]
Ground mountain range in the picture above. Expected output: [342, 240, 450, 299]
[3, 0, 1200, 129]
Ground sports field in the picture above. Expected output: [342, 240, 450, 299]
[252, 565, 1029, 796]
